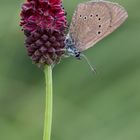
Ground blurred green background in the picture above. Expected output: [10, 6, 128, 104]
[0, 0, 140, 140]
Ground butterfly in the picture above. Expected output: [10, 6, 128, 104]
[64, 0, 128, 72]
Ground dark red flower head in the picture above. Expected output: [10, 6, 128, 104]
[20, 0, 67, 65]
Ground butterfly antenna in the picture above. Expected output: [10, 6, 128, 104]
[80, 54, 96, 74]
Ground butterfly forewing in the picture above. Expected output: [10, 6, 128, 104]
[69, 1, 128, 52]
[104, 2, 128, 33]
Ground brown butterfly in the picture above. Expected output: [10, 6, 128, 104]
[65, 0, 128, 72]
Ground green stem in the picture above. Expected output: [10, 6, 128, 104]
[43, 65, 53, 140]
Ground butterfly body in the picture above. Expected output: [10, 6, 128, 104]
[65, 34, 81, 59]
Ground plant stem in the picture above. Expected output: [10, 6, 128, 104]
[43, 65, 53, 140]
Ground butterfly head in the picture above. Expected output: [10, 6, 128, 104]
[64, 34, 96, 73]
[65, 34, 81, 59]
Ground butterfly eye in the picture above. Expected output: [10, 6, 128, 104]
[98, 31, 101, 35]
[96, 14, 98, 17]
[79, 15, 82, 18]
[98, 18, 101, 20]
[99, 25, 101, 28]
